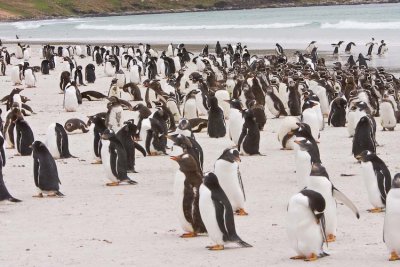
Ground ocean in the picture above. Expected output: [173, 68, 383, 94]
[0, 3, 399, 69]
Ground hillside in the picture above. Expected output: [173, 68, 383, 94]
[0, 0, 397, 21]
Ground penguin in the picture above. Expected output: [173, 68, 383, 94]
[87, 113, 107, 164]
[301, 100, 320, 141]
[64, 83, 80, 112]
[384, 173, 400, 261]
[356, 53, 369, 68]
[199, 172, 252, 250]
[14, 115, 34, 156]
[0, 133, 21, 202]
[278, 116, 301, 150]
[265, 85, 288, 118]
[328, 96, 347, 127]
[81, 91, 107, 101]
[122, 83, 143, 101]
[10, 65, 22, 85]
[170, 153, 207, 238]
[306, 163, 360, 242]
[45, 123, 74, 159]
[377, 40, 388, 56]
[286, 189, 328, 261]
[116, 120, 146, 173]
[214, 148, 247, 215]
[366, 38, 378, 57]
[85, 64, 96, 83]
[104, 59, 116, 77]
[380, 97, 396, 131]
[144, 112, 168, 156]
[305, 41, 317, 54]
[74, 66, 85, 86]
[32, 141, 64, 197]
[356, 150, 391, 212]
[345, 42, 356, 53]
[24, 68, 36, 88]
[64, 118, 89, 134]
[183, 89, 199, 120]
[105, 98, 124, 131]
[168, 133, 203, 171]
[173, 118, 195, 138]
[294, 139, 319, 188]
[226, 99, 244, 146]
[41, 60, 50, 75]
[238, 110, 261, 155]
[287, 82, 302, 116]
[100, 129, 137, 186]
[331, 41, 344, 56]
[59, 71, 71, 92]
[207, 95, 226, 138]
[347, 101, 370, 137]
[276, 43, 284, 55]
[352, 116, 376, 159]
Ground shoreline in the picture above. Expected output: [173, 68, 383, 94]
[0, 1, 398, 22]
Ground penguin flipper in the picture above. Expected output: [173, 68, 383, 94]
[237, 240, 252, 248]
[133, 142, 146, 157]
[8, 197, 22, 202]
[109, 147, 119, 178]
[332, 187, 360, 219]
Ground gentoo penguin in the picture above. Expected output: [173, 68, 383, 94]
[265, 86, 288, 118]
[85, 64, 96, 83]
[64, 118, 89, 134]
[41, 60, 50, 75]
[345, 42, 356, 53]
[14, 115, 34, 156]
[105, 97, 124, 131]
[214, 148, 247, 215]
[183, 89, 199, 120]
[59, 71, 71, 92]
[328, 96, 347, 127]
[384, 173, 400, 261]
[24, 68, 36, 88]
[305, 41, 317, 54]
[294, 139, 319, 188]
[64, 83, 80, 112]
[170, 153, 207, 238]
[278, 116, 301, 150]
[301, 100, 320, 141]
[207, 95, 226, 138]
[356, 150, 391, 212]
[74, 66, 85, 86]
[380, 97, 396, 131]
[352, 116, 376, 159]
[10, 65, 22, 85]
[104, 59, 116, 77]
[331, 41, 344, 56]
[199, 172, 252, 250]
[116, 120, 146, 173]
[306, 163, 360, 243]
[87, 113, 107, 164]
[144, 111, 168, 156]
[81, 91, 107, 101]
[357, 53, 369, 68]
[238, 110, 261, 155]
[377, 40, 388, 56]
[286, 189, 328, 261]
[168, 133, 203, 170]
[226, 99, 244, 146]
[100, 129, 137, 186]
[45, 123, 74, 159]
[366, 38, 378, 57]
[173, 118, 195, 138]
[347, 101, 370, 137]
[0, 133, 21, 202]
[32, 141, 64, 197]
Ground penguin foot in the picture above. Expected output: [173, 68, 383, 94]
[32, 193, 44, 198]
[124, 179, 138, 185]
[48, 192, 64, 198]
[389, 252, 400, 261]
[304, 253, 318, 261]
[106, 182, 120, 186]
[206, 244, 224, 251]
[326, 234, 336, 242]
[367, 207, 384, 213]
[236, 209, 248, 216]
[290, 255, 306, 260]
[6, 146, 14, 149]
[91, 159, 102, 164]
[180, 232, 197, 238]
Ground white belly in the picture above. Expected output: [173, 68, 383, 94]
[183, 99, 197, 119]
[11, 67, 21, 85]
[101, 140, 117, 182]
[384, 189, 400, 253]
[24, 70, 35, 87]
[229, 110, 244, 145]
[64, 88, 78, 112]
[295, 151, 311, 188]
[215, 90, 230, 119]
[361, 162, 385, 208]
[380, 103, 396, 129]
[104, 62, 115, 77]
[45, 124, 60, 159]
[302, 109, 320, 140]
[174, 170, 194, 232]
[265, 95, 280, 117]
[195, 93, 207, 115]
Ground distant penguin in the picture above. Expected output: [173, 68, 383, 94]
[347, 101, 370, 137]
[116, 120, 146, 173]
[345, 42, 356, 53]
[199, 172, 252, 250]
[105, 98, 124, 131]
[100, 129, 137, 186]
[64, 83, 80, 112]
[170, 153, 207, 238]
[104, 60, 115, 77]
[59, 71, 71, 92]
[328, 96, 347, 127]
[238, 110, 260, 155]
[377, 40, 388, 56]
[45, 123, 74, 159]
[286, 189, 328, 261]
[384, 173, 400, 261]
[24, 68, 36, 88]
[0, 133, 21, 202]
[278, 116, 301, 150]
[183, 90, 199, 120]
[380, 97, 396, 131]
[352, 116, 376, 159]
[14, 116, 34, 156]
[301, 100, 320, 141]
[74, 66, 85, 86]
[41, 60, 51, 75]
[144, 112, 168, 156]
[331, 41, 344, 56]
[87, 113, 107, 163]
[214, 148, 247, 215]
[357, 53, 369, 68]
[10, 65, 22, 85]
[356, 150, 391, 213]
[81, 91, 107, 101]
[64, 118, 89, 134]
[276, 43, 284, 55]
[85, 64, 96, 83]
[207, 95, 226, 138]
[287, 84, 302, 116]
[32, 141, 64, 197]
[366, 38, 378, 57]
[265, 86, 288, 118]
[226, 99, 244, 146]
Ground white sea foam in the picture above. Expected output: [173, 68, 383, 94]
[321, 20, 400, 30]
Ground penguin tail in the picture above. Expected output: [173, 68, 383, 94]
[237, 240, 252, 248]
[126, 179, 138, 185]
[8, 197, 22, 203]
[319, 252, 330, 258]
[55, 191, 65, 197]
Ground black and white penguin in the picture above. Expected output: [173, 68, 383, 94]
[41, 59, 50, 75]
[357, 53, 369, 68]
[183, 89, 199, 120]
[81, 91, 107, 101]
[100, 129, 137, 186]
[64, 118, 89, 134]
[352, 116, 376, 159]
[238, 110, 260, 155]
[294, 139, 319, 188]
[116, 120, 146, 173]
[32, 141, 64, 197]
[74, 66, 85, 86]
[170, 153, 207, 238]
[366, 38, 378, 57]
[64, 82, 80, 112]
[85, 64, 96, 83]
[45, 123, 74, 159]
[328, 96, 347, 127]
[384, 173, 400, 261]
[380, 96, 396, 131]
[347, 101, 371, 137]
[168, 133, 203, 170]
[144, 111, 168, 156]
[276, 43, 284, 55]
[87, 113, 107, 164]
[199, 172, 252, 250]
[265, 85, 288, 118]
[345, 42, 356, 53]
[122, 83, 143, 101]
[0, 133, 21, 202]
[356, 150, 391, 212]
[278, 116, 301, 150]
[226, 99, 244, 146]
[59, 71, 71, 92]
[207, 95, 226, 138]
[331, 41, 344, 56]
[105, 97, 124, 131]
[214, 148, 247, 215]
[286, 189, 328, 261]
[14, 115, 34, 156]
[301, 100, 320, 141]
[377, 40, 388, 56]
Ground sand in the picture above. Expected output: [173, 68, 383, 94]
[0, 45, 398, 267]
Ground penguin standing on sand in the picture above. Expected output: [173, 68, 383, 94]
[170, 153, 207, 238]
[352, 116, 376, 159]
[87, 113, 107, 164]
[380, 96, 396, 131]
[45, 123, 74, 159]
[301, 100, 320, 141]
[106, 97, 124, 131]
[226, 99, 244, 146]
[14, 115, 34, 156]
[0, 133, 21, 202]
[74, 66, 85, 86]
[328, 96, 347, 127]
[100, 129, 137, 186]
[377, 40, 388, 56]
[356, 150, 391, 213]
[286, 189, 328, 261]
[41, 60, 50, 75]
[199, 172, 252, 250]
[32, 141, 64, 197]
[207, 95, 226, 138]
[183, 90, 200, 120]
[64, 83, 80, 112]
[85, 64, 96, 83]
[168, 133, 203, 171]
[214, 148, 247, 216]
[366, 38, 378, 57]
[294, 139, 319, 188]
[238, 110, 260, 155]
[384, 173, 400, 261]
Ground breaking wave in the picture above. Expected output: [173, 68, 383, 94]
[321, 20, 400, 30]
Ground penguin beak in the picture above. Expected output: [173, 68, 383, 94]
[294, 139, 301, 145]
[234, 155, 241, 162]
[170, 156, 179, 161]
[28, 145, 32, 148]
[355, 155, 362, 160]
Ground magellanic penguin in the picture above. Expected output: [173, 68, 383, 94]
[238, 110, 261, 155]
[207, 95, 226, 138]
[352, 116, 376, 159]
[170, 153, 207, 238]
[32, 141, 64, 197]
[356, 150, 391, 213]
[384, 173, 400, 261]
[286, 189, 328, 261]
[199, 172, 252, 250]
[100, 129, 137, 186]
[214, 148, 247, 215]
[306, 163, 360, 243]
[45, 123, 75, 159]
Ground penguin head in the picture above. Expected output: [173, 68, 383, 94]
[294, 138, 313, 152]
[178, 118, 191, 131]
[219, 148, 240, 163]
[168, 134, 192, 155]
[355, 150, 375, 162]
[31, 141, 46, 152]
[310, 163, 329, 179]
[301, 189, 325, 221]
[101, 129, 115, 140]
[392, 173, 400, 189]
[225, 99, 243, 111]
[203, 172, 220, 188]
[170, 153, 199, 172]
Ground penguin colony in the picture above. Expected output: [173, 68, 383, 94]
[0, 38, 400, 262]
